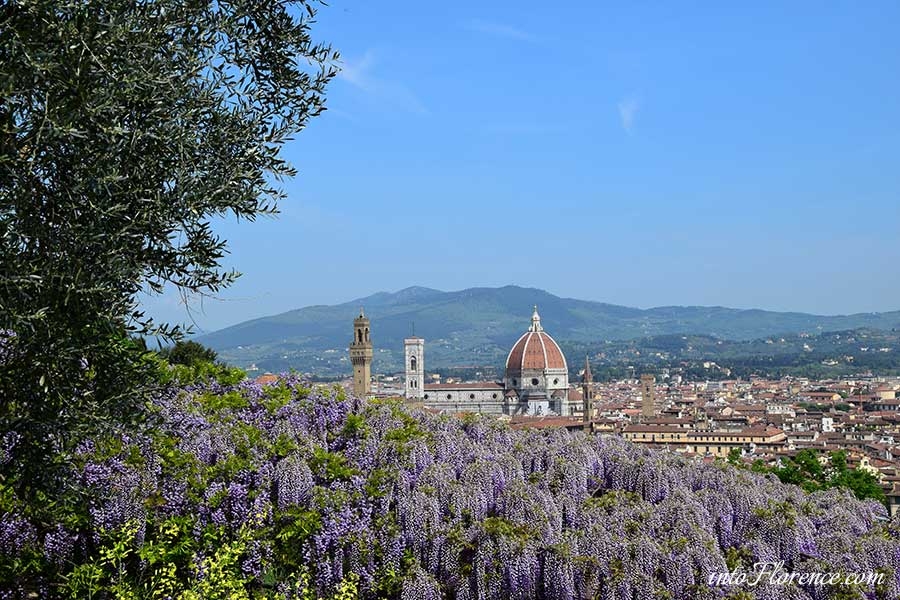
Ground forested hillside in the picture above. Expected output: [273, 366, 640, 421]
[197, 286, 900, 375]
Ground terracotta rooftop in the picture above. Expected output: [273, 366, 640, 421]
[509, 416, 583, 430]
[623, 425, 687, 434]
[255, 373, 279, 386]
[642, 417, 693, 426]
[686, 427, 785, 439]
[505, 307, 567, 374]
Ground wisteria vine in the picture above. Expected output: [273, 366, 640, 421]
[1, 375, 898, 599]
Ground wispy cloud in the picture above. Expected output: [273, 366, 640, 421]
[338, 50, 428, 116]
[465, 19, 539, 43]
[338, 50, 376, 89]
[618, 96, 640, 133]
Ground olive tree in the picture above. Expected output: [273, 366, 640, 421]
[0, 0, 337, 493]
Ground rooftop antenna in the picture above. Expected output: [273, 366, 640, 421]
[412, 321, 416, 337]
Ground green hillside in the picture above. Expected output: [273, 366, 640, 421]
[561, 328, 900, 380]
[196, 285, 900, 375]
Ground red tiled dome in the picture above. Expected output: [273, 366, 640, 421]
[505, 308, 567, 374]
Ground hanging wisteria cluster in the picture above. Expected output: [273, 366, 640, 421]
[2, 374, 899, 599]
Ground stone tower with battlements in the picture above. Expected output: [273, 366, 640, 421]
[349, 309, 373, 397]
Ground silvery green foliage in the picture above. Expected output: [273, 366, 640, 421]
[0, 0, 337, 492]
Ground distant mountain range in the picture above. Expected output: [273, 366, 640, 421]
[197, 285, 900, 375]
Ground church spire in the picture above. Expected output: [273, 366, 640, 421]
[582, 355, 593, 431]
[529, 305, 543, 332]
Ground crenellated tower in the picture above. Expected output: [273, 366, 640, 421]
[349, 308, 373, 397]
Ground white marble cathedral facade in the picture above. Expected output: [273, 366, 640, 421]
[404, 307, 576, 416]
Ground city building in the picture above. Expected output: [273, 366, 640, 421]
[622, 425, 787, 458]
[408, 307, 574, 416]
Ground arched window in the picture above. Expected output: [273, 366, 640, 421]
[410, 356, 417, 372]
[365, 327, 369, 341]
[357, 330, 363, 343]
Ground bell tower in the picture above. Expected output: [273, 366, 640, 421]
[349, 308, 373, 397]
[640, 373, 656, 418]
[404, 334, 425, 400]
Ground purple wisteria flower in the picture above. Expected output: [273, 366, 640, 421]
[5, 374, 898, 599]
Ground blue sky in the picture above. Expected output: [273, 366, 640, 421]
[144, 0, 900, 333]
